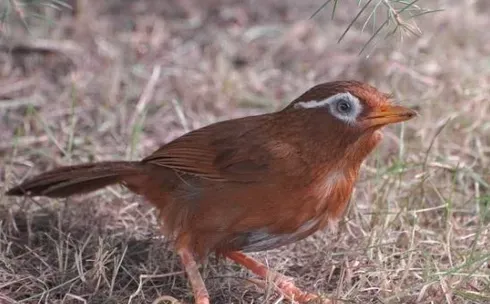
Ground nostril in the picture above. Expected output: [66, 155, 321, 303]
[407, 108, 419, 118]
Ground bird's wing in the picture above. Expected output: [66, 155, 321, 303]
[142, 114, 282, 182]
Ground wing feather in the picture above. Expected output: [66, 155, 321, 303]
[142, 114, 276, 182]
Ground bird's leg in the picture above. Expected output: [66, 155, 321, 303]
[177, 247, 210, 304]
[226, 251, 329, 303]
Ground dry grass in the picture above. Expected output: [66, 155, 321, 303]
[1, 0, 489, 303]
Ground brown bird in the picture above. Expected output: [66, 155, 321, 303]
[7, 80, 416, 304]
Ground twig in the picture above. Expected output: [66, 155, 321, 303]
[382, 0, 422, 37]
[309, 0, 333, 19]
[311, 0, 440, 55]
[128, 65, 161, 136]
[0, 135, 49, 151]
[128, 271, 185, 304]
[0, 38, 82, 55]
[338, 0, 375, 43]
[171, 98, 190, 133]
[63, 293, 87, 304]
[152, 295, 184, 304]
[0, 95, 45, 110]
[0, 77, 38, 98]
[9, 0, 29, 31]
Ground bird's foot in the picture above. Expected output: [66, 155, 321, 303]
[250, 277, 330, 304]
[226, 251, 331, 303]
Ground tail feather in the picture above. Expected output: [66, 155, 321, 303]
[6, 161, 142, 198]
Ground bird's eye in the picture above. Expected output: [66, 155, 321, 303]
[336, 99, 352, 114]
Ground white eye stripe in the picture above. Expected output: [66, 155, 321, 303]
[294, 92, 362, 125]
[294, 92, 358, 109]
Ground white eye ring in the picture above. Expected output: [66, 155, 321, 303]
[294, 92, 362, 125]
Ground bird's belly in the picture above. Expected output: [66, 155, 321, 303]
[220, 217, 321, 252]
[167, 169, 354, 255]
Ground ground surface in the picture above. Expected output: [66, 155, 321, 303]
[1, 0, 489, 303]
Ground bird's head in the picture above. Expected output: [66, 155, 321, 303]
[281, 80, 417, 162]
[285, 80, 416, 131]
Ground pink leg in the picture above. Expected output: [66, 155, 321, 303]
[178, 248, 210, 304]
[226, 251, 330, 303]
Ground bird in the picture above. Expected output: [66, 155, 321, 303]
[6, 80, 416, 304]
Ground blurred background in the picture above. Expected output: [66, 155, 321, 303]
[1, 0, 489, 303]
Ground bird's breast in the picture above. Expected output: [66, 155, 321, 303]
[308, 166, 357, 228]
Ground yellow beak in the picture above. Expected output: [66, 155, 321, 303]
[363, 104, 417, 127]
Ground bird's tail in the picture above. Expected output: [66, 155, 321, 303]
[6, 161, 144, 198]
